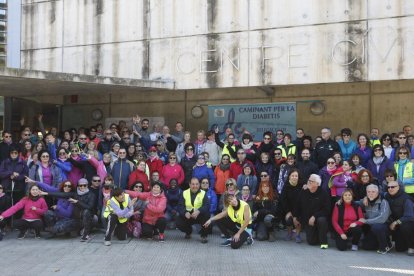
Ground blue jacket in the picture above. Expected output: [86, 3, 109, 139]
[353, 147, 372, 167]
[192, 164, 215, 190]
[28, 162, 62, 188]
[366, 157, 394, 184]
[166, 187, 182, 212]
[338, 140, 357, 161]
[204, 188, 217, 215]
[48, 143, 72, 181]
[111, 158, 135, 189]
[237, 175, 258, 195]
[0, 157, 29, 192]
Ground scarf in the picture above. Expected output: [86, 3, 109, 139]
[77, 187, 89, 196]
[149, 155, 158, 162]
[241, 194, 250, 201]
[373, 156, 384, 166]
[219, 163, 230, 171]
[241, 142, 253, 150]
[327, 166, 336, 174]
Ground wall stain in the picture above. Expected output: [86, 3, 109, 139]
[141, 0, 150, 79]
[206, 0, 218, 88]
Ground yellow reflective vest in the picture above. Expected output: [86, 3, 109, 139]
[395, 162, 414, 194]
[104, 194, 131, 223]
[183, 189, 206, 211]
[277, 143, 297, 158]
[227, 200, 252, 226]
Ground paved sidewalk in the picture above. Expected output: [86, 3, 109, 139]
[0, 228, 413, 276]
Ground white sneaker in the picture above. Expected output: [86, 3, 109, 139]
[104, 240, 111, 246]
[351, 245, 358, 251]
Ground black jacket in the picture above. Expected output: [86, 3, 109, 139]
[293, 186, 330, 225]
[279, 182, 302, 216]
[177, 189, 210, 217]
[313, 139, 340, 168]
[296, 160, 319, 183]
[0, 157, 29, 192]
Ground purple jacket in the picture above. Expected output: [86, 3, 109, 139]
[366, 157, 394, 184]
[37, 181, 73, 219]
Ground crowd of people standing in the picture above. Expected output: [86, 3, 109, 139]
[0, 114, 413, 255]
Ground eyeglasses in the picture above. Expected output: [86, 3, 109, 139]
[327, 161, 335, 164]
[59, 152, 67, 156]
[387, 185, 398, 189]
[399, 152, 408, 155]
[41, 155, 49, 158]
[92, 179, 100, 182]
[398, 136, 407, 139]
[260, 174, 268, 177]
[78, 184, 87, 187]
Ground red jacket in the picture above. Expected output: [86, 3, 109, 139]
[128, 170, 150, 191]
[126, 190, 166, 225]
[161, 163, 185, 188]
[332, 203, 364, 235]
[229, 160, 255, 179]
[2, 197, 48, 220]
[146, 158, 163, 177]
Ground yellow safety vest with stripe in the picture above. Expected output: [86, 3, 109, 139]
[104, 194, 131, 223]
[370, 139, 380, 147]
[222, 144, 237, 162]
[277, 143, 297, 158]
[227, 200, 252, 226]
[183, 189, 206, 211]
[395, 163, 414, 193]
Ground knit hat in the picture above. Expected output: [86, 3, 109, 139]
[149, 146, 157, 152]
[78, 178, 88, 185]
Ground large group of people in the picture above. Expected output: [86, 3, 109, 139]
[0, 115, 413, 255]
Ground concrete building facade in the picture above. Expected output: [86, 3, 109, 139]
[2, 0, 414, 137]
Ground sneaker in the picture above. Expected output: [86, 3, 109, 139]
[407, 248, 414, 256]
[104, 240, 111, 246]
[351, 245, 358, 251]
[295, 234, 302, 243]
[200, 236, 208, 244]
[159, 234, 165, 243]
[185, 233, 191, 239]
[246, 236, 254, 246]
[320, 244, 328, 249]
[220, 239, 232, 247]
[285, 232, 293, 241]
[377, 249, 387, 255]
[17, 231, 27, 240]
[80, 235, 90, 242]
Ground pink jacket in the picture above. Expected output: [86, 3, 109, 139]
[2, 197, 48, 220]
[161, 163, 185, 188]
[126, 190, 166, 225]
[88, 156, 107, 185]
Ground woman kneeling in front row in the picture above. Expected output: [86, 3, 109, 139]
[204, 192, 253, 249]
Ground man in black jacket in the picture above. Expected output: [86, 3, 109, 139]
[293, 174, 330, 249]
[0, 131, 18, 163]
[313, 127, 340, 169]
[296, 149, 319, 182]
[176, 177, 211, 243]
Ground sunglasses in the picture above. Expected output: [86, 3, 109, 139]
[156, 144, 162, 147]
[399, 152, 408, 155]
[4, 135, 11, 138]
[23, 134, 30, 136]
[260, 174, 268, 177]
[383, 138, 391, 141]
[374, 149, 383, 152]
[169, 157, 176, 160]
[59, 152, 67, 155]
[264, 137, 271, 140]
[237, 152, 245, 155]
[399, 136, 407, 139]
[72, 150, 79, 153]
[134, 185, 143, 189]
[387, 185, 398, 189]
[92, 179, 100, 182]
[201, 182, 209, 184]
[41, 155, 49, 158]
[63, 184, 72, 188]
[79, 137, 87, 140]
[225, 183, 234, 186]
[78, 184, 87, 188]
[327, 161, 335, 164]
[105, 133, 112, 135]
[361, 174, 369, 177]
